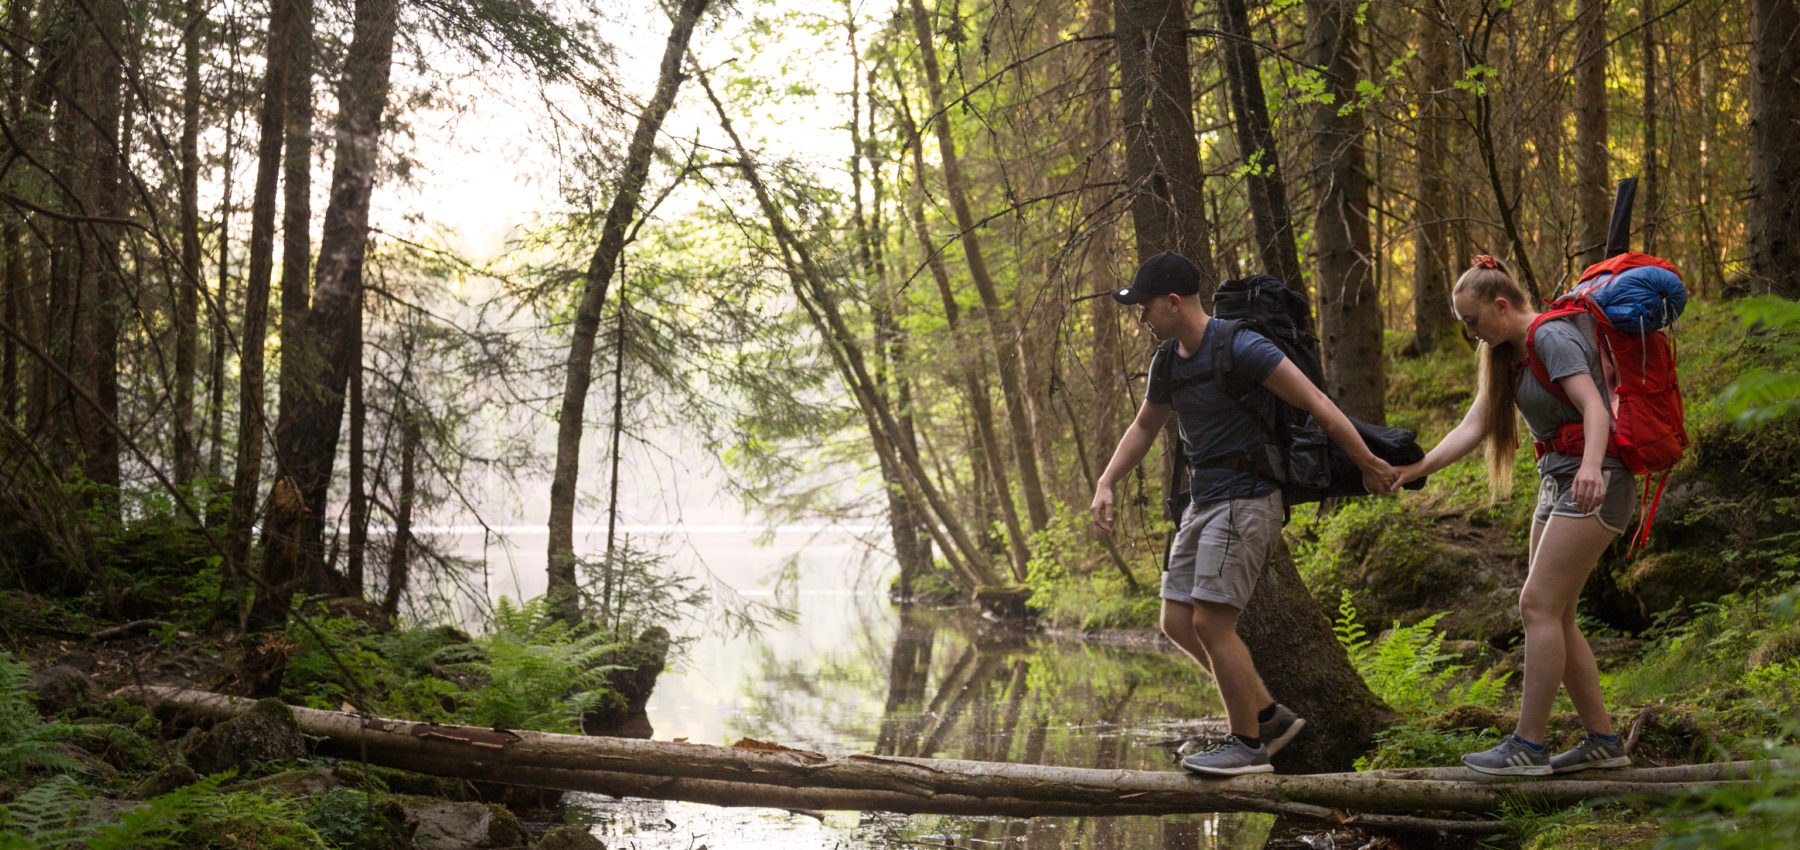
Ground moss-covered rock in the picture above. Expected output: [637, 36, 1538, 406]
[536, 826, 608, 850]
[398, 798, 526, 850]
[1426, 703, 1503, 733]
[241, 766, 386, 798]
[302, 787, 412, 850]
[581, 626, 670, 735]
[28, 664, 95, 717]
[185, 697, 306, 776]
[365, 765, 470, 800]
[131, 763, 199, 798]
[1750, 623, 1800, 668]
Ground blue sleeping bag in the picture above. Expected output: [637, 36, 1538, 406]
[1568, 265, 1687, 332]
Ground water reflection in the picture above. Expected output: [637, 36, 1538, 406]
[604, 598, 1271, 848]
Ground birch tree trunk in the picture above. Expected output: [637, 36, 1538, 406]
[545, 0, 712, 624]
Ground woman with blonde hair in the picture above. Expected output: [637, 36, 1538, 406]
[1393, 255, 1633, 775]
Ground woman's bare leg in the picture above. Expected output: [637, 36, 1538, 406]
[1515, 514, 1615, 743]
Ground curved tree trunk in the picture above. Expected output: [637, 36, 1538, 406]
[545, 0, 713, 624]
[1748, 0, 1800, 298]
[1306, 0, 1385, 424]
[1238, 543, 1396, 772]
[906, 0, 1051, 536]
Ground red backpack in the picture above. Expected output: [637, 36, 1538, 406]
[1523, 252, 1689, 552]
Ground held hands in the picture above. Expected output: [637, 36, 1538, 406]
[1359, 456, 1399, 494]
[1390, 461, 1426, 492]
[1090, 484, 1116, 532]
[1571, 464, 1607, 513]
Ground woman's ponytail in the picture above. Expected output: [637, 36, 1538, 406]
[1456, 256, 1528, 500]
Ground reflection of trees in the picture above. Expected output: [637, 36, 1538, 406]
[875, 611, 934, 755]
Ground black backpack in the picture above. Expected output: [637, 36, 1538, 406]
[1154, 274, 1425, 517]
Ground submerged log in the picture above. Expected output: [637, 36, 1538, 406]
[122, 686, 1748, 820]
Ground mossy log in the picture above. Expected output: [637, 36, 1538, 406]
[122, 686, 1747, 820]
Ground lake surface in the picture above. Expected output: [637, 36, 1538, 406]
[459, 525, 1276, 849]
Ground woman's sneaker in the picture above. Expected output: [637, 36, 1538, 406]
[1260, 703, 1306, 755]
[1180, 736, 1273, 776]
[1461, 733, 1552, 776]
[1550, 734, 1631, 773]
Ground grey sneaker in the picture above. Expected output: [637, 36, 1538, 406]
[1461, 733, 1552, 776]
[1180, 736, 1273, 776]
[1550, 733, 1630, 773]
[1260, 703, 1306, 755]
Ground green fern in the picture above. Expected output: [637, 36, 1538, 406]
[0, 654, 87, 781]
[444, 596, 626, 733]
[1334, 592, 1510, 715]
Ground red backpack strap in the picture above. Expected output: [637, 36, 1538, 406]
[1522, 308, 1582, 407]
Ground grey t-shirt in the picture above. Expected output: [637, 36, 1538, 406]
[1515, 316, 1625, 474]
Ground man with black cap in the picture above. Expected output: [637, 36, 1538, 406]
[1090, 252, 1399, 775]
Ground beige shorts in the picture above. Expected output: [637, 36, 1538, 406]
[1161, 489, 1283, 610]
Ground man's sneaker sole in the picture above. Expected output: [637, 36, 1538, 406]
[1553, 755, 1631, 774]
[1265, 717, 1306, 755]
[1180, 760, 1275, 777]
[1463, 759, 1552, 777]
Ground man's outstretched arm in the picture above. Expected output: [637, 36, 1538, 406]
[1261, 360, 1399, 493]
[1091, 402, 1173, 531]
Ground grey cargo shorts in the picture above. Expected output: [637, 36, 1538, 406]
[1161, 489, 1283, 610]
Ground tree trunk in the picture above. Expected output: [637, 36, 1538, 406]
[1641, 0, 1659, 255]
[173, 0, 204, 491]
[906, 0, 1051, 536]
[1408, 7, 1457, 355]
[346, 291, 366, 597]
[1114, 0, 1216, 279]
[1238, 543, 1395, 772]
[228, 0, 298, 574]
[1573, 0, 1610, 268]
[1748, 0, 1800, 298]
[257, 0, 394, 631]
[1217, 0, 1303, 290]
[380, 399, 418, 619]
[546, 0, 712, 624]
[1306, 0, 1385, 424]
[126, 685, 1736, 821]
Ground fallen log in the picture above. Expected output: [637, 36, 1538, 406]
[1323, 760, 1786, 785]
[121, 686, 1745, 820]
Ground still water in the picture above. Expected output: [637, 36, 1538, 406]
[465, 526, 1277, 849]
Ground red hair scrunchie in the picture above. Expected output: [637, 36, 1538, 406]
[1471, 254, 1501, 270]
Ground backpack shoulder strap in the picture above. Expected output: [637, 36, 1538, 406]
[1524, 307, 1583, 407]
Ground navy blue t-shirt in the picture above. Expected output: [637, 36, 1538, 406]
[1145, 319, 1288, 505]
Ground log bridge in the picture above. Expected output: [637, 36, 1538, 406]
[123, 686, 1776, 834]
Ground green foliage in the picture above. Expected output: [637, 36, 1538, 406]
[1355, 722, 1497, 771]
[1656, 752, 1800, 849]
[1334, 591, 1509, 715]
[0, 774, 323, 850]
[1718, 296, 1800, 427]
[578, 541, 714, 639]
[444, 596, 624, 733]
[1287, 496, 1414, 585]
[0, 654, 88, 781]
[279, 604, 460, 721]
[1024, 507, 1158, 630]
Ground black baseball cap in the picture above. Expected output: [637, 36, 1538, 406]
[1110, 252, 1202, 304]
